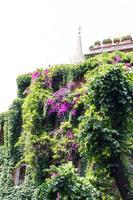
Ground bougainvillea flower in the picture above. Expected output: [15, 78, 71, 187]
[48, 108, 55, 114]
[72, 97, 80, 105]
[114, 55, 121, 63]
[56, 192, 61, 200]
[67, 154, 73, 161]
[53, 87, 69, 99]
[67, 82, 76, 90]
[125, 63, 131, 67]
[58, 101, 71, 115]
[54, 103, 60, 110]
[71, 109, 77, 116]
[66, 130, 74, 139]
[47, 99, 55, 106]
[43, 76, 52, 88]
[71, 143, 78, 151]
[31, 71, 41, 79]
[44, 69, 49, 75]
[48, 102, 60, 114]
[51, 172, 58, 177]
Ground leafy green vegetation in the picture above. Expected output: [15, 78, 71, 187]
[0, 51, 133, 200]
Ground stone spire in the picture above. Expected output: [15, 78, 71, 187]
[72, 26, 85, 64]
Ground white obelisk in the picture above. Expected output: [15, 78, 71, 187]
[72, 26, 85, 64]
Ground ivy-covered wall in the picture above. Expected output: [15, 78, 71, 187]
[0, 51, 133, 200]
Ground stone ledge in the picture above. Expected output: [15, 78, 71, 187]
[85, 42, 133, 57]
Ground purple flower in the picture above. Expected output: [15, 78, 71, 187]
[72, 97, 79, 106]
[32, 71, 41, 79]
[48, 103, 59, 114]
[114, 55, 121, 63]
[71, 109, 77, 116]
[43, 75, 52, 88]
[54, 103, 60, 110]
[67, 154, 73, 161]
[58, 101, 71, 115]
[66, 131, 74, 139]
[67, 82, 76, 90]
[44, 69, 49, 75]
[47, 99, 55, 106]
[53, 87, 69, 99]
[71, 143, 78, 151]
[125, 63, 131, 68]
[48, 108, 55, 115]
[51, 173, 58, 177]
[53, 82, 79, 100]
[56, 192, 61, 200]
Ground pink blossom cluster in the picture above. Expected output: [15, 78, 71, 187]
[71, 109, 77, 116]
[58, 102, 71, 115]
[56, 192, 61, 200]
[31, 71, 41, 79]
[66, 141, 79, 161]
[53, 82, 77, 99]
[125, 62, 132, 68]
[47, 97, 79, 117]
[114, 55, 121, 63]
[114, 55, 133, 68]
[66, 130, 74, 139]
[47, 98, 71, 116]
[53, 87, 70, 99]
[31, 68, 52, 88]
[67, 154, 73, 161]
[66, 130, 79, 161]
[43, 69, 52, 88]
[51, 172, 58, 177]
[46, 82, 80, 117]
[71, 143, 78, 151]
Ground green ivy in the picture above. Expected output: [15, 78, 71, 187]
[0, 51, 133, 200]
[37, 162, 98, 200]
[16, 73, 31, 98]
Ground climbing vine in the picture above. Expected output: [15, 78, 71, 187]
[0, 51, 132, 200]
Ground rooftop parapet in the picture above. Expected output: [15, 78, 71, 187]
[85, 35, 133, 58]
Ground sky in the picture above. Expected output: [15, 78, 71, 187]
[0, 0, 133, 112]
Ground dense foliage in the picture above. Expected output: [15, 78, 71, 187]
[0, 51, 133, 200]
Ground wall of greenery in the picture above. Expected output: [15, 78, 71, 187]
[0, 51, 132, 200]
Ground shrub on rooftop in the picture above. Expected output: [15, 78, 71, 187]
[113, 38, 120, 44]
[121, 35, 132, 42]
[102, 38, 112, 45]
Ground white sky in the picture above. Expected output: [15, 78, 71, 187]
[0, 0, 133, 112]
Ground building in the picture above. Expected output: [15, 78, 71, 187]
[85, 36, 133, 59]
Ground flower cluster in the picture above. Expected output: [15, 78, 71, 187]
[114, 55, 121, 63]
[46, 82, 80, 117]
[47, 98, 71, 116]
[113, 55, 133, 69]
[31, 68, 52, 88]
[66, 130, 74, 139]
[56, 192, 61, 200]
[51, 172, 58, 177]
[125, 62, 132, 68]
[67, 143, 79, 161]
[42, 69, 52, 88]
[53, 86, 70, 99]
[71, 109, 77, 116]
[65, 130, 79, 161]
[58, 101, 71, 115]
[31, 71, 41, 80]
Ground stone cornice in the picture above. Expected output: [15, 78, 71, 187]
[85, 41, 133, 57]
